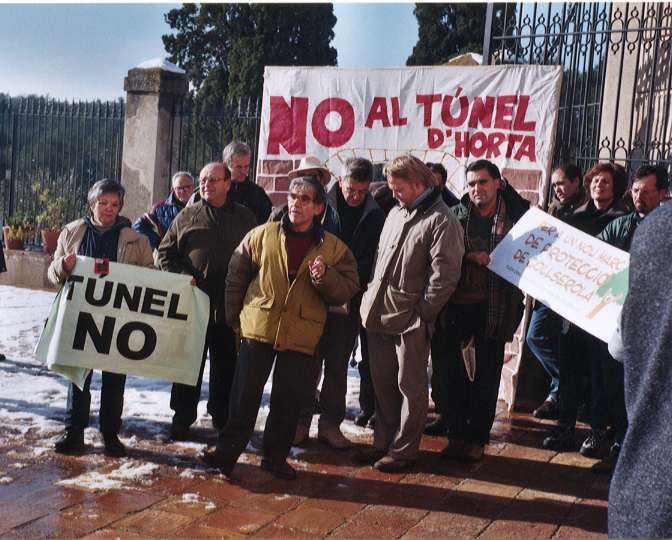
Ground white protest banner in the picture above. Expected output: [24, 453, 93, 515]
[487, 207, 629, 343]
[35, 256, 210, 388]
[257, 65, 562, 202]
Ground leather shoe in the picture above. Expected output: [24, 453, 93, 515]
[54, 429, 85, 455]
[261, 458, 296, 480]
[353, 447, 386, 465]
[318, 426, 352, 449]
[533, 399, 559, 420]
[170, 423, 190, 441]
[367, 414, 376, 429]
[542, 424, 576, 451]
[440, 439, 466, 460]
[354, 410, 373, 427]
[103, 434, 127, 458]
[293, 425, 309, 446]
[373, 455, 415, 473]
[424, 416, 448, 436]
[200, 449, 235, 476]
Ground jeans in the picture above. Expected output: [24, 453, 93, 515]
[525, 302, 562, 402]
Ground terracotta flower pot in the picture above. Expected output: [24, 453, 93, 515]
[41, 229, 60, 255]
[3, 226, 24, 251]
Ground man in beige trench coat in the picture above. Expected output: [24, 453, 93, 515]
[358, 155, 464, 472]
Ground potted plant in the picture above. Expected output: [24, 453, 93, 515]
[2, 213, 32, 250]
[33, 183, 68, 254]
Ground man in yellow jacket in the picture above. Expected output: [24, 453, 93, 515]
[201, 176, 359, 480]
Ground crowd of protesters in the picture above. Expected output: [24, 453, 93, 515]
[42, 140, 669, 497]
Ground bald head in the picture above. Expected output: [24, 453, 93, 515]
[199, 162, 231, 207]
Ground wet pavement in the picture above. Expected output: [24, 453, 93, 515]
[0, 403, 608, 539]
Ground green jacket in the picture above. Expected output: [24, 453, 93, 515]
[597, 212, 642, 253]
[225, 220, 360, 355]
[158, 199, 257, 322]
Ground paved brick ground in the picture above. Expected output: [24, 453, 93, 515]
[0, 403, 609, 538]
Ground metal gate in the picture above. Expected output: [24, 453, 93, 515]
[0, 96, 125, 229]
[484, 2, 672, 188]
[169, 97, 262, 180]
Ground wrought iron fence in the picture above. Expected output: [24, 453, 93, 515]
[169, 97, 262, 180]
[485, 2, 672, 193]
[0, 96, 125, 243]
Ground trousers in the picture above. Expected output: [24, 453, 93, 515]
[65, 370, 126, 435]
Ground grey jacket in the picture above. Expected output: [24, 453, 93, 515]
[360, 188, 464, 336]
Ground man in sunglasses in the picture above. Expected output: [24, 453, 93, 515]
[202, 175, 359, 480]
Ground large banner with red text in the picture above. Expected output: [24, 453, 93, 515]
[256, 65, 563, 206]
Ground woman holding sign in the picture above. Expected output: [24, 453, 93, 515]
[47, 179, 153, 457]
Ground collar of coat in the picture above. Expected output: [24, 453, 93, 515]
[400, 186, 443, 216]
[280, 211, 325, 244]
[327, 182, 383, 223]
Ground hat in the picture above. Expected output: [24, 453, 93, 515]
[287, 156, 332, 185]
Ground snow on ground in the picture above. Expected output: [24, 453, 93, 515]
[0, 284, 370, 488]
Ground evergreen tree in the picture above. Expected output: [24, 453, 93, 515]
[163, 3, 338, 102]
[406, 3, 513, 65]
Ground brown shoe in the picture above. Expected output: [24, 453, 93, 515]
[440, 439, 466, 460]
[373, 455, 415, 473]
[318, 425, 352, 449]
[293, 425, 309, 446]
[353, 447, 386, 465]
[533, 399, 560, 420]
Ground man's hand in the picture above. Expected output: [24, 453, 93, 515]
[467, 251, 490, 267]
[63, 253, 77, 273]
[309, 255, 327, 280]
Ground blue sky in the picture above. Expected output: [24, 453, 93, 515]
[0, 3, 418, 101]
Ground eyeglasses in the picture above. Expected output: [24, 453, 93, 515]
[288, 192, 314, 205]
[341, 185, 369, 197]
[200, 175, 228, 186]
[175, 184, 194, 191]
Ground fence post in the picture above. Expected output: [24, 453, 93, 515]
[120, 59, 188, 221]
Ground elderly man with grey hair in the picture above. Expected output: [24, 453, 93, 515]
[133, 171, 195, 250]
[201, 175, 359, 480]
[223, 141, 272, 224]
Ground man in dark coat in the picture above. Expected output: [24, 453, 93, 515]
[436, 159, 529, 462]
[224, 141, 272, 224]
[294, 158, 385, 448]
[159, 162, 256, 441]
[133, 171, 194, 250]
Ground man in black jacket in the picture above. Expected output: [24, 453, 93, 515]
[224, 141, 272, 224]
[294, 158, 385, 448]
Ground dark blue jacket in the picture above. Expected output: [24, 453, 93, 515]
[133, 192, 184, 249]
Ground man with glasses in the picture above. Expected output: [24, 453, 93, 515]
[159, 162, 257, 441]
[294, 158, 385, 448]
[201, 175, 359, 480]
[133, 171, 195, 251]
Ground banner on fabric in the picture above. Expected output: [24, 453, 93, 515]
[35, 256, 210, 388]
[487, 207, 629, 343]
[257, 65, 563, 201]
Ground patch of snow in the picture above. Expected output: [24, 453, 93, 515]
[56, 460, 159, 491]
[181, 493, 200, 504]
[0, 476, 14, 484]
[135, 58, 185, 74]
[205, 501, 216, 510]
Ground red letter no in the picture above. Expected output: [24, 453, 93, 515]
[267, 96, 309, 155]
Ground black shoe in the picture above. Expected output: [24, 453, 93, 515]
[170, 423, 190, 441]
[367, 414, 376, 429]
[353, 447, 386, 465]
[103, 434, 127, 457]
[533, 399, 559, 420]
[591, 442, 620, 474]
[200, 449, 235, 476]
[580, 428, 611, 459]
[354, 410, 374, 427]
[424, 417, 448, 436]
[260, 458, 296, 480]
[542, 424, 576, 451]
[54, 429, 85, 455]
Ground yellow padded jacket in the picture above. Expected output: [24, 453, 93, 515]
[225, 221, 359, 355]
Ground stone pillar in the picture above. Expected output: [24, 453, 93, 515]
[121, 59, 188, 221]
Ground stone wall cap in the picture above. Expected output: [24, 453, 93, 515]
[135, 58, 186, 74]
